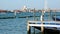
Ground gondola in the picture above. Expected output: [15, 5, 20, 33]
[52, 16, 60, 21]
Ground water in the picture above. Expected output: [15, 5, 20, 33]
[0, 18, 27, 34]
[0, 11, 60, 34]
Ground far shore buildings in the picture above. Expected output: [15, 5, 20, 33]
[0, 10, 8, 13]
[21, 6, 27, 12]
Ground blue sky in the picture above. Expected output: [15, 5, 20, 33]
[0, 0, 60, 10]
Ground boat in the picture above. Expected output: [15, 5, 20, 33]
[0, 16, 16, 19]
[0, 11, 16, 19]
[52, 16, 60, 21]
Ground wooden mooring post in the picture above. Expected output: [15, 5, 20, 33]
[33, 8, 36, 34]
[27, 16, 31, 34]
[27, 26, 31, 34]
[41, 10, 45, 34]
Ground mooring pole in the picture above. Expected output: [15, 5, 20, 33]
[54, 9, 56, 21]
[27, 16, 31, 34]
[27, 26, 31, 34]
[48, 8, 50, 21]
[33, 8, 36, 34]
[14, 10, 16, 17]
[54, 9, 56, 25]
[27, 21, 31, 34]
[40, 9, 44, 34]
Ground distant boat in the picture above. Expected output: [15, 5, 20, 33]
[52, 16, 60, 21]
[0, 11, 16, 19]
[0, 16, 16, 19]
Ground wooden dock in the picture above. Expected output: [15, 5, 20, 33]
[27, 21, 60, 34]
[26, 8, 60, 34]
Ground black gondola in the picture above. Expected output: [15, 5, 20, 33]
[52, 16, 60, 21]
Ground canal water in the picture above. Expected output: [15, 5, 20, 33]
[0, 11, 60, 34]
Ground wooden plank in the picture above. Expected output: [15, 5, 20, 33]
[28, 21, 60, 23]
[29, 24, 60, 27]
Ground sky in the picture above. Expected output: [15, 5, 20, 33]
[0, 0, 60, 10]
